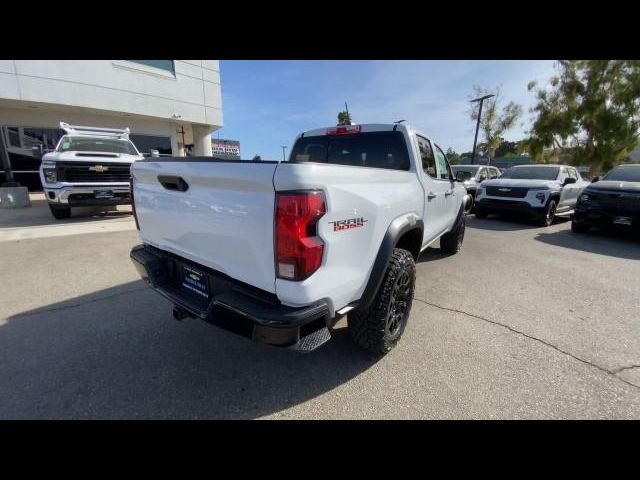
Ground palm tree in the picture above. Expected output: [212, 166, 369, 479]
[337, 111, 352, 125]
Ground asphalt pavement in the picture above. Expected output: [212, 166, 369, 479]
[1, 197, 639, 419]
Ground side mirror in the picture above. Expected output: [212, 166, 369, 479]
[31, 145, 44, 160]
[478, 175, 486, 182]
[591, 176, 600, 183]
[150, 149, 160, 157]
[563, 177, 577, 186]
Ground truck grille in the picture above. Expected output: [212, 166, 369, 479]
[57, 162, 131, 183]
[485, 186, 529, 198]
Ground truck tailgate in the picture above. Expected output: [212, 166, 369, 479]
[132, 160, 278, 293]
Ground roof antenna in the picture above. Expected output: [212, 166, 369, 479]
[394, 119, 406, 124]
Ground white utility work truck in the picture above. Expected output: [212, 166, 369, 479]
[39, 122, 143, 219]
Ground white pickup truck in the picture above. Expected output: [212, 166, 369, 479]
[39, 123, 143, 219]
[130, 123, 470, 353]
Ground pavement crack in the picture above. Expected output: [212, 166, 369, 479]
[413, 297, 640, 390]
[613, 365, 640, 374]
[10, 286, 149, 319]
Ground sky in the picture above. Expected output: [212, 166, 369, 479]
[214, 60, 558, 160]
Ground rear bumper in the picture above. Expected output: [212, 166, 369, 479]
[476, 198, 546, 217]
[130, 244, 331, 351]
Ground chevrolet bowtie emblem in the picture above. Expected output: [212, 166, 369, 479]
[90, 165, 109, 173]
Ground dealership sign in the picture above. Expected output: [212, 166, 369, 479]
[212, 139, 241, 159]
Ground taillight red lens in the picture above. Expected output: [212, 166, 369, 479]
[275, 191, 326, 281]
[130, 176, 140, 231]
[326, 124, 361, 136]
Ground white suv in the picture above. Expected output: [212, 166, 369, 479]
[475, 164, 589, 226]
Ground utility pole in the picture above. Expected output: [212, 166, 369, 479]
[280, 145, 288, 162]
[470, 94, 495, 165]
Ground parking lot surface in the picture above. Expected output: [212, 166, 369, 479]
[1, 198, 639, 419]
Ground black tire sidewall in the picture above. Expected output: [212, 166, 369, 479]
[348, 248, 416, 354]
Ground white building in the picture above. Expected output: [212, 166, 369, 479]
[0, 60, 222, 190]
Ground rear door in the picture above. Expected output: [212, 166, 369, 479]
[416, 135, 451, 244]
[433, 143, 458, 221]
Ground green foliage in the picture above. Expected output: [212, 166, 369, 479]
[446, 147, 461, 164]
[337, 111, 352, 125]
[495, 138, 519, 157]
[469, 86, 523, 158]
[527, 60, 640, 171]
[252, 155, 262, 161]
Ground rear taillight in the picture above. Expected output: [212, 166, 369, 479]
[130, 176, 140, 231]
[275, 191, 326, 281]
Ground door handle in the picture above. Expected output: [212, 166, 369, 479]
[445, 191, 453, 197]
[158, 175, 189, 192]
[427, 192, 437, 200]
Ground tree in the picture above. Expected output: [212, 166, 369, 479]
[526, 60, 640, 172]
[446, 147, 461, 165]
[337, 110, 352, 125]
[469, 86, 522, 159]
[252, 154, 262, 162]
[494, 138, 519, 157]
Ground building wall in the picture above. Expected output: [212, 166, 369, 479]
[0, 60, 223, 189]
[0, 60, 222, 128]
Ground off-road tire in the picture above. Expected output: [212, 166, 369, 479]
[571, 220, 589, 233]
[440, 214, 465, 255]
[536, 199, 557, 227]
[49, 204, 71, 219]
[348, 248, 415, 355]
[474, 208, 488, 219]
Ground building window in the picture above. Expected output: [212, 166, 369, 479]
[1, 126, 65, 191]
[130, 134, 172, 155]
[128, 60, 175, 74]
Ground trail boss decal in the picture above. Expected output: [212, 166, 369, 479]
[329, 217, 368, 232]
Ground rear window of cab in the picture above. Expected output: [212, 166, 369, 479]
[289, 131, 410, 171]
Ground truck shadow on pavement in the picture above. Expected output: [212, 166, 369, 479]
[466, 215, 570, 231]
[534, 228, 640, 260]
[0, 281, 379, 419]
[0, 197, 132, 229]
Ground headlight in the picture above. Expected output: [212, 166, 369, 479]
[535, 192, 546, 203]
[44, 168, 57, 183]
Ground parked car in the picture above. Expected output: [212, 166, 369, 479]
[474, 164, 589, 226]
[129, 123, 471, 354]
[450, 165, 501, 211]
[572, 164, 640, 233]
[39, 122, 144, 219]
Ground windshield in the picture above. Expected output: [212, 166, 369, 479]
[451, 166, 480, 176]
[56, 136, 139, 155]
[603, 165, 640, 182]
[289, 131, 410, 171]
[500, 166, 560, 180]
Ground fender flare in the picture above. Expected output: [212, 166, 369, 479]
[359, 214, 423, 310]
